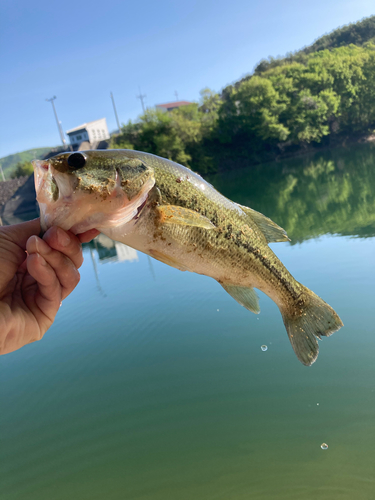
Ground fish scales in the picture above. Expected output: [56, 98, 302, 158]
[146, 156, 302, 302]
[33, 149, 343, 366]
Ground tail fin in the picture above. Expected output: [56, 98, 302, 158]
[281, 288, 343, 366]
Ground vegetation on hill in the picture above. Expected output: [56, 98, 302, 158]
[219, 43, 375, 153]
[252, 15, 375, 75]
[307, 15, 375, 51]
[111, 16, 375, 173]
[10, 161, 34, 179]
[111, 89, 220, 172]
[0, 147, 53, 179]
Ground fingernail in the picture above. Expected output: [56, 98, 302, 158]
[32, 235, 40, 253]
[38, 254, 48, 266]
[57, 227, 71, 247]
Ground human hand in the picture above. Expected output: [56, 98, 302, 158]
[0, 219, 99, 355]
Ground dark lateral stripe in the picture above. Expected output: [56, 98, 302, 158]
[235, 234, 299, 300]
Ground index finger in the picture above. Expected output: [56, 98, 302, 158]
[77, 229, 100, 243]
[42, 226, 84, 269]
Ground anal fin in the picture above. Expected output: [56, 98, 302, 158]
[220, 283, 260, 314]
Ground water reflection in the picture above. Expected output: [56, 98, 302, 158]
[84, 235, 139, 296]
[209, 143, 375, 243]
[85, 233, 138, 264]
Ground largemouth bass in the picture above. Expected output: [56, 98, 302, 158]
[33, 150, 343, 365]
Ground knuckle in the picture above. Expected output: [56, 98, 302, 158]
[62, 259, 80, 285]
[30, 331, 44, 343]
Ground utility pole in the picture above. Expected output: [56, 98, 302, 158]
[46, 96, 66, 146]
[110, 92, 121, 133]
[0, 164, 5, 182]
[136, 87, 146, 114]
[174, 91, 179, 101]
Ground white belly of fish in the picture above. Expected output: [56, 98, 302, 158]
[99, 218, 266, 293]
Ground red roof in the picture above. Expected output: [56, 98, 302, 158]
[156, 101, 192, 109]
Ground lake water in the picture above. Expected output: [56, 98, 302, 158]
[1, 144, 375, 500]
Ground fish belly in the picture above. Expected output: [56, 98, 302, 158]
[100, 217, 271, 293]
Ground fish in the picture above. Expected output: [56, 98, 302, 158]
[33, 150, 343, 365]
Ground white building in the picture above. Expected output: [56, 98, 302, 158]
[66, 118, 110, 148]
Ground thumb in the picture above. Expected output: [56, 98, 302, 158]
[1, 218, 41, 249]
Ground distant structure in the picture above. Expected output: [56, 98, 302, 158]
[46, 96, 67, 147]
[137, 87, 147, 114]
[155, 101, 192, 112]
[66, 118, 110, 149]
[94, 234, 138, 264]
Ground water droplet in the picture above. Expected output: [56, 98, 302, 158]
[317, 403, 319, 406]
[321, 443, 328, 450]
[217, 309, 220, 312]
[261, 345, 268, 351]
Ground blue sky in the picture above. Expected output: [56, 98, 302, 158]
[1, 0, 374, 158]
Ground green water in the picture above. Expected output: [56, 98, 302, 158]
[1, 144, 375, 500]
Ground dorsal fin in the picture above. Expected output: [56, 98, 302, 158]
[238, 204, 289, 244]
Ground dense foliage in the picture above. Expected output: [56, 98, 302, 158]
[10, 161, 34, 178]
[221, 44, 375, 147]
[111, 89, 220, 172]
[253, 15, 375, 74]
[111, 17, 375, 173]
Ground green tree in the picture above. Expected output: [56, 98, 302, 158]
[198, 88, 221, 135]
[110, 120, 139, 150]
[110, 91, 221, 171]
[10, 161, 34, 178]
[112, 37, 375, 174]
[234, 76, 290, 142]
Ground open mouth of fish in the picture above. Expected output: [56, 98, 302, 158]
[33, 159, 155, 235]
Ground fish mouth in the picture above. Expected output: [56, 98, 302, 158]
[33, 159, 80, 232]
[32, 160, 155, 234]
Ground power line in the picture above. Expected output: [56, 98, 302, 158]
[46, 96, 66, 146]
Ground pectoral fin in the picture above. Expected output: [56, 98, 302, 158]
[238, 204, 289, 243]
[157, 205, 216, 230]
[220, 283, 260, 314]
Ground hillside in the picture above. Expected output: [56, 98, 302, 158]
[304, 15, 375, 53]
[110, 15, 375, 173]
[0, 147, 55, 176]
[253, 15, 375, 75]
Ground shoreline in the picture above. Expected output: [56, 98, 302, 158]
[212, 131, 375, 173]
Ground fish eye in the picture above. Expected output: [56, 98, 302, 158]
[67, 153, 86, 169]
